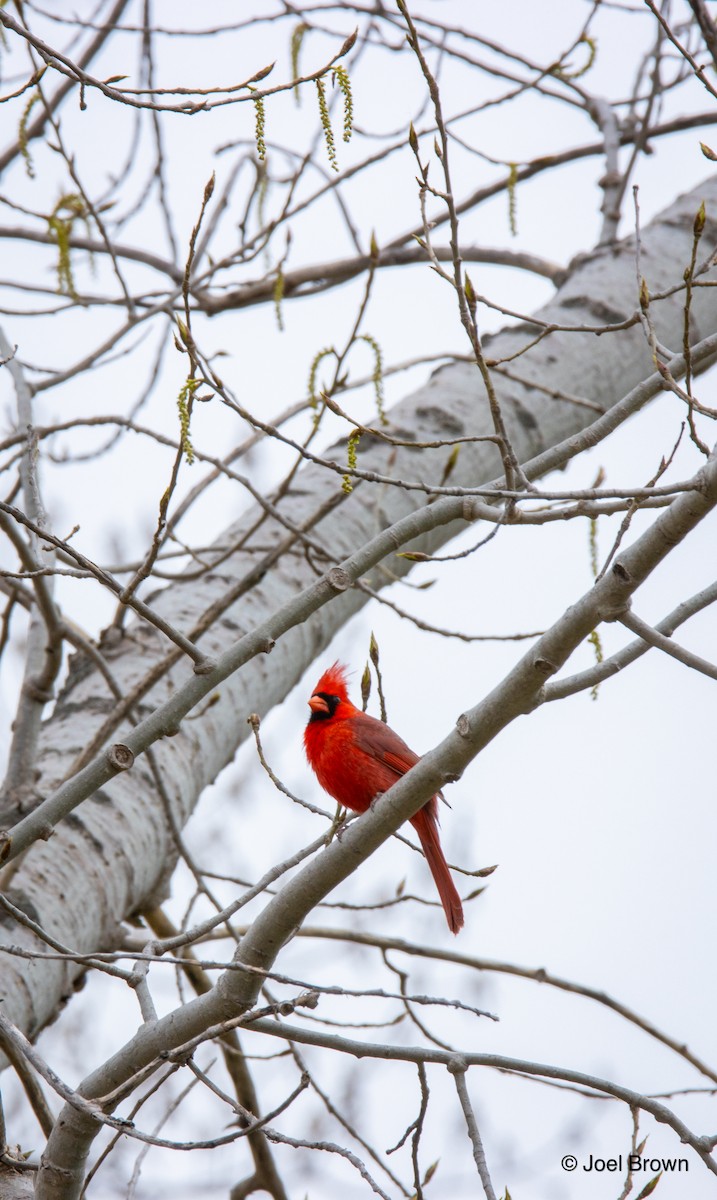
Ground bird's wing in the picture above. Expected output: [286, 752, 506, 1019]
[347, 711, 448, 808]
[347, 712, 419, 777]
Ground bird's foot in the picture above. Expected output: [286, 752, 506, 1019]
[325, 805, 348, 845]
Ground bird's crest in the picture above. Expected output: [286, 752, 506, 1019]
[311, 660, 350, 700]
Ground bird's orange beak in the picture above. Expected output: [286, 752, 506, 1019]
[308, 694, 329, 715]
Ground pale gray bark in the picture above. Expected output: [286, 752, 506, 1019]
[0, 1166, 35, 1200]
[1, 174, 716, 1051]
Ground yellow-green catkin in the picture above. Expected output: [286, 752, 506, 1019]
[343, 427, 361, 493]
[291, 22, 308, 103]
[273, 268, 285, 331]
[308, 346, 336, 407]
[253, 94, 267, 161]
[360, 334, 386, 425]
[177, 377, 199, 465]
[19, 90, 40, 178]
[316, 76, 338, 171]
[332, 64, 353, 143]
[48, 195, 87, 297]
[551, 34, 597, 80]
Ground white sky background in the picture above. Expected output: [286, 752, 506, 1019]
[0, 1, 716, 1197]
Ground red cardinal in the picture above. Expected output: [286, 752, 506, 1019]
[304, 662, 464, 934]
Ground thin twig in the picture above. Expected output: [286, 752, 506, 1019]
[450, 1061, 498, 1200]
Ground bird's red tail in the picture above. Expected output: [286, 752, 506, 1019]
[411, 805, 464, 935]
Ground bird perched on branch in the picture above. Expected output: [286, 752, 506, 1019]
[303, 661, 464, 934]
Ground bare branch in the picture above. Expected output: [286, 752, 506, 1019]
[618, 608, 717, 681]
[450, 1062, 498, 1200]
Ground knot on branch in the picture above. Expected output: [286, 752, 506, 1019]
[455, 713, 471, 739]
[193, 655, 217, 676]
[611, 560, 634, 585]
[533, 655, 557, 679]
[275, 989, 320, 1017]
[600, 596, 632, 623]
[107, 743, 134, 773]
[299, 990, 320, 1011]
[447, 1054, 469, 1076]
[327, 566, 351, 591]
[23, 679, 55, 704]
